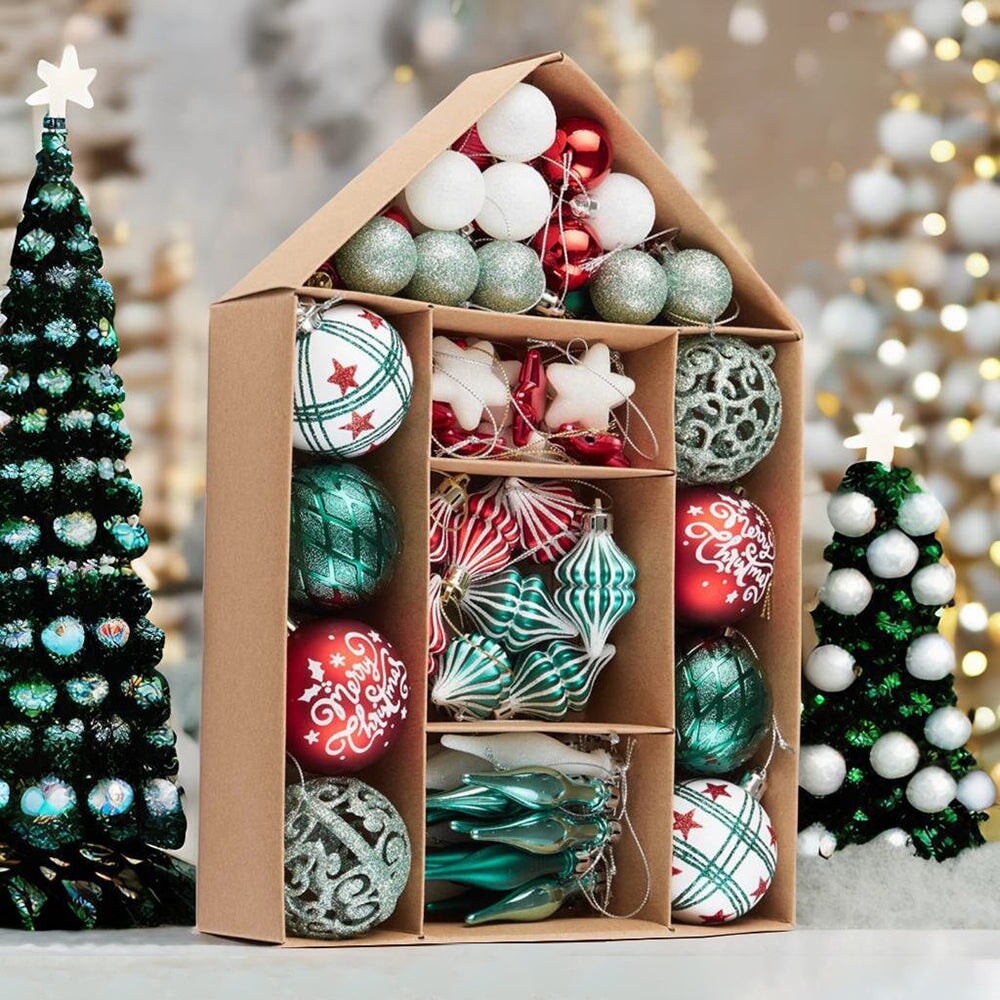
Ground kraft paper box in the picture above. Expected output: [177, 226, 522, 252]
[199, 51, 803, 946]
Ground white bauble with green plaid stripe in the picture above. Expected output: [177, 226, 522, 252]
[293, 303, 413, 458]
[671, 776, 777, 925]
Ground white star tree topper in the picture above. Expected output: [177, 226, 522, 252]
[843, 399, 915, 466]
[26, 45, 96, 119]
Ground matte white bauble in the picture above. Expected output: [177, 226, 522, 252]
[965, 19, 1000, 59]
[982, 379, 1000, 416]
[584, 173, 656, 250]
[939, 361, 982, 416]
[905, 766, 957, 813]
[804, 644, 858, 692]
[866, 529, 920, 579]
[819, 568, 874, 616]
[878, 108, 943, 163]
[476, 162, 551, 240]
[948, 181, 1000, 250]
[948, 507, 993, 557]
[886, 26, 929, 69]
[905, 241, 946, 288]
[905, 632, 955, 680]
[910, 0, 965, 40]
[897, 491, 945, 537]
[799, 744, 847, 797]
[964, 301, 1000, 353]
[938, 253, 977, 303]
[827, 491, 877, 537]
[405, 150, 486, 230]
[819, 294, 881, 352]
[910, 562, 956, 605]
[848, 168, 908, 226]
[906, 176, 940, 214]
[957, 769, 997, 811]
[924, 706, 972, 750]
[960, 421, 1000, 477]
[476, 83, 557, 162]
[876, 828, 912, 849]
[797, 823, 837, 858]
[869, 731, 920, 779]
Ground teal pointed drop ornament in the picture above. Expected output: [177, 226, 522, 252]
[464, 872, 598, 926]
[553, 501, 636, 658]
[451, 811, 613, 854]
[466, 767, 615, 813]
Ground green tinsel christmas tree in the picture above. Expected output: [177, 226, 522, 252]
[799, 402, 995, 861]
[0, 47, 194, 929]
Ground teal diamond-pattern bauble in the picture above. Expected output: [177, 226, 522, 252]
[289, 462, 402, 610]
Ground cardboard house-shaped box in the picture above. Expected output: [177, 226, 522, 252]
[199, 51, 803, 946]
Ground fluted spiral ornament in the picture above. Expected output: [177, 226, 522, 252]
[460, 568, 522, 641]
[500, 640, 615, 720]
[431, 634, 512, 720]
[441, 510, 516, 608]
[428, 572, 448, 676]
[429, 475, 469, 566]
[553, 501, 636, 658]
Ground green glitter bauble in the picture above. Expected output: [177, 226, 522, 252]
[674, 335, 782, 484]
[284, 776, 411, 940]
[661, 248, 733, 325]
[289, 462, 402, 610]
[403, 230, 480, 306]
[676, 632, 772, 775]
[333, 216, 417, 295]
[589, 249, 668, 325]
[471, 240, 546, 313]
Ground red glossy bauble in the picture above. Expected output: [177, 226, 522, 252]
[558, 424, 631, 467]
[531, 216, 601, 293]
[286, 619, 409, 774]
[675, 487, 776, 627]
[537, 117, 613, 193]
[451, 126, 494, 169]
[382, 206, 413, 232]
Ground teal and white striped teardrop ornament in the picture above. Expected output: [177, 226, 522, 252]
[553, 501, 636, 658]
[431, 634, 512, 721]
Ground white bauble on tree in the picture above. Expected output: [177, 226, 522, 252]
[818, 568, 873, 615]
[886, 25, 929, 69]
[866, 529, 920, 578]
[869, 731, 920, 779]
[804, 644, 858, 692]
[580, 172, 656, 250]
[965, 301, 1000, 353]
[948, 507, 993, 557]
[405, 150, 486, 230]
[876, 828, 912, 849]
[819, 294, 882, 353]
[848, 168, 907, 226]
[905, 632, 955, 680]
[799, 744, 847, 796]
[897, 492, 945, 536]
[476, 162, 551, 240]
[797, 823, 836, 858]
[907, 175, 940, 213]
[948, 181, 1000, 249]
[910, 0, 965, 39]
[910, 562, 956, 605]
[906, 766, 957, 813]
[827, 491, 877, 537]
[878, 108, 943, 163]
[924, 706, 972, 750]
[957, 770, 997, 811]
[476, 83, 556, 162]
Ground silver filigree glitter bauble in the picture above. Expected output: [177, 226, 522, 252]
[334, 216, 417, 296]
[284, 776, 411, 940]
[403, 230, 480, 306]
[675, 335, 781, 483]
[661, 248, 733, 325]
[471, 240, 546, 313]
[590, 249, 668, 325]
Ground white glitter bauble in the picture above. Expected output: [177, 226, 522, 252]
[957, 769, 997, 811]
[405, 150, 486, 230]
[819, 294, 881, 353]
[878, 108, 943, 163]
[827, 491, 877, 537]
[475, 162, 551, 241]
[948, 180, 1000, 249]
[897, 492, 945, 536]
[476, 83, 556, 162]
[911, 0, 965, 40]
[869, 731, 920, 779]
[797, 823, 837, 858]
[924, 706, 972, 750]
[848, 168, 907, 226]
[905, 766, 957, 813]
[584, 173, 656, 250]
[818, 568, 873, 616]
[866, 529, 920, 579]
[799, 744, 847, 796]
[965, 301, 1000, 353]
[910, 562, 956, 605]
[804, 644, 858, 692]
[905, 632, 955, 680]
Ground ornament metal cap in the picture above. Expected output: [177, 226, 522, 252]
[740, 767, 768, 801]
[569, 192, 598, 218]
[534, 289, 566, 318]
[585, 498, 612, 533]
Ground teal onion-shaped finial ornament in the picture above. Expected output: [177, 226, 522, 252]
[553, 501, 636, 658]
[430, 634, 512, 720]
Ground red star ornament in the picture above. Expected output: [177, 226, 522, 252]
[340, 409, 376, 440]
[751, 878, 770, 901]
[327, 359, 359, 395]
[358, 309, 385, 329]
[699, 909, 733, 925]
[702, 782, 732, 802]
[672, 808, 703, 841]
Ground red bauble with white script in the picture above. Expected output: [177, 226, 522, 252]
[286, 619, 409, 774]
[675, 487, 776, 627]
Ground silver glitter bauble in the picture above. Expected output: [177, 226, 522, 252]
[284, 776, 410, 940]
[403, 230, 480, 306]
[471, 240, 546, 313]
[334, 216, 417, 296]
[589, 249, 668, 325]
[661, 248, 733, 325]
[674, 335, 781, 483]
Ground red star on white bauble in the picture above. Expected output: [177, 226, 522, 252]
[671, 777, 777, 925]
[432, 337, 510, 432]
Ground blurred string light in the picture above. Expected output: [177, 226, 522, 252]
[941, 303, 968, 331]
[974, 155, 998, 179]
[964, 650, 989, 677]
[980, 357, 1000, 379]
[878, 338, 907, 365]
[966, 252, 991, 277]
[973, 59, 1000, 83]
[961, 601, 991, 632]
[934, 37, 962, 62]
[974, 706, 997, 732]
[949, 417, 973, 442]
[930, 139, 956, 162]
[728, 0, 768, 45]
[923, 211, 947, 235]
[963, 1, 989, 27]
[913, 370, 942, 400]
[896, 286, 923, 310]
[990, 540, 1000, 566]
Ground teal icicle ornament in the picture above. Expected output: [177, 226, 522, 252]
[553, 501, 636, 658]
[464, 872, 601, 926]
[424, 844, 578, 890]
[467, 767, 616, 813]
[450, 811, 615, 854]
[430, 634, 512, 720]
